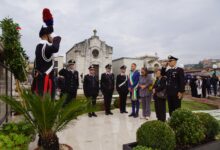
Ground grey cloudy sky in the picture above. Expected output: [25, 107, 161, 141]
[0, 0, 220, 65]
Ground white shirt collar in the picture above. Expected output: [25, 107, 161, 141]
[166, 66, 177, 71]
[39, 39, 51, 45]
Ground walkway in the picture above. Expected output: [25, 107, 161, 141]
[29, 107, 220, 150]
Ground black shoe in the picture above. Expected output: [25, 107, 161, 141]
[129, 113, 134, 117]
[120, 111, 123, 114]
[109, 112, 113, 115]
[88, 113, 92, 117]
[134, 114, 139, 118]
[92, 112, 97, 117]
[105, 112, 109, 115]
[124, 111, 128, 113]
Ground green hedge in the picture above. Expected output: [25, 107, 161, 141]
[195, 112, 220, 140]
[137, 120, 175, 150]
[169, 109, 205, 148]
[133, 145, 157, 150]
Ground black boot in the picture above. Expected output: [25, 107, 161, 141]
[88, 113, 92, 117]
[92, 112, 97, 117]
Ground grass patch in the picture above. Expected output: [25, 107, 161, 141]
[142, 99, 217, 112]
[76, 96, 217, 113]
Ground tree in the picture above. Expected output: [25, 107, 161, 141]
[0, 18, 28, 94]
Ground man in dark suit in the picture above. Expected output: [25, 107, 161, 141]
[59, 60, 79, 107]
[101, 64, 115, 115]
[83, 65, 99, 117]
[116, 65, 129, 113]
[161, 55, 185, 116]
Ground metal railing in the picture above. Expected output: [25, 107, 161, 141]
[0, 62, 12, 125]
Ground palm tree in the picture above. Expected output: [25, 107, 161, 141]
[0, 91, 90, 150]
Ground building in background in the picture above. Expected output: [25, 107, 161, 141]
[112, 55, 161, 75]
[54, 56, 64, 76]
[66, 30, 113, 87]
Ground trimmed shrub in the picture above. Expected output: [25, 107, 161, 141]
[132, 146, 148, 150]
[113, 97, 119, 108]
[137, 120, 176, 150]
[169, 109, 205, 148]
[195, 112, 220, 140]
[133, 146, 157, 150]
[133, 145, 159, 150]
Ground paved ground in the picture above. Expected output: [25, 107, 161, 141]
[29, 107, 220, 150]
[29, 108, 157, 150]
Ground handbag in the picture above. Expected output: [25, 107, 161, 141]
[156, 89, 167, 99]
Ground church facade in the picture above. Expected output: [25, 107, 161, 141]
[66, 30, 113, 87]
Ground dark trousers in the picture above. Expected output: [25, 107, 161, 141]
[154, 95, 166, 122]
[202, 87, 206, 98]
[213, 85, 217, 96]
[63, 90, 77, 107]
[167, 95, 181, 116]
[207, 86, 211, 95]
[87, 96, 97, 113]
[119, 93, 128, 112]
[104, 93, 113, 113]
[131, 100, 140, 115]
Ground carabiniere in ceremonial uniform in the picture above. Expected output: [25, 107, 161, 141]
[161, 55, 185, 116]
[32, 26, 61, 98]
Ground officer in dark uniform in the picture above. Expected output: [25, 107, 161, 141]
[59, 60, 79, 107]
[83, 65, 99, 117]
[161, 55, 185, 116]
[101, 64, 115, 115]
[116, 65, 129, 113]
[32, 26, 61, 97]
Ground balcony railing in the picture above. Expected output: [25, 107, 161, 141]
[0, 62, 12, 125]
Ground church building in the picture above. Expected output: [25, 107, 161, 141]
[66, 30, 113, 87]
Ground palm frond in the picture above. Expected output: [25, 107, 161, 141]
[0, 90, 90, 138]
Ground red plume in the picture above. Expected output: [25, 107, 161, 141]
[43, 8, 53, 21]
[43, 8, 53, 26]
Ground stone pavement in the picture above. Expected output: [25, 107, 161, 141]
[29, 107, 220, 150]
[29, 108, 156, 150]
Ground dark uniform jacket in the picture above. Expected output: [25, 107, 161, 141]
[116, 74, 129, 95]
[35, 37, 61, 74]
[101, 73, 115, 94]
[59, 69, 79, 93]
[83, 74, 99, 97]
[161, 67, 185, 96]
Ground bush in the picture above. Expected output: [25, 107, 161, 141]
[137, 120, 176, 150]
[133, 145, 157, 150]
[1, 121, 35, 139]
[113, 97, 119, 108]
[0, 133, 30, 150]
[169, 109, 205, 148]
[195, 112, 220, 140]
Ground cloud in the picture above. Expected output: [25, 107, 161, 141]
[0, 0, 220, 64]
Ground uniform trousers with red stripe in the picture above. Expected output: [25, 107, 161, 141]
[33, 72, 55, 99]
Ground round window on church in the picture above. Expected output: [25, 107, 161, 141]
[92, 49, 99, 58]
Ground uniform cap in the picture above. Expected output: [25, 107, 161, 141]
[168, 55, 178, 61]
[120, 65, 127, 69]
[105, 64, 112, 69]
